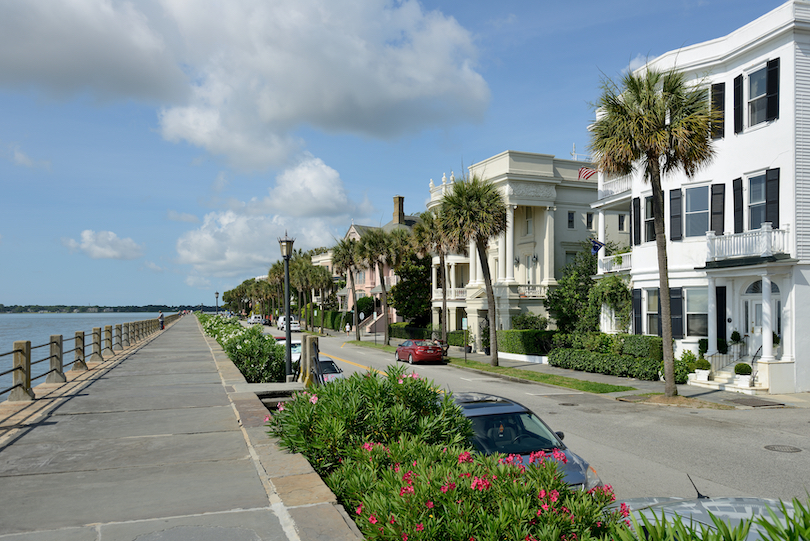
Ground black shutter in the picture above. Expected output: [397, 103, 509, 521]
[632, 197, 641, 246]
[633, 289, 642, 335]
[711, 82, 725, 139]
[766, 58, 780, 122]
[733, 75, 743, 134]
[733, 178, 743, 233]
[766, 168, 780, 228]
[670, 189, 682, 241]
[716, 286, 727, 342]
[657, 288, 662, 337]
[670, 288, 683, 340]
[711, 184, 725, 236]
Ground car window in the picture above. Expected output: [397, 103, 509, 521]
[469, 412, 559, 455]
[402, 340, 411, 347]
[319, 360, 340, 373]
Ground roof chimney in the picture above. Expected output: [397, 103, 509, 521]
[393, 195, 405, 225]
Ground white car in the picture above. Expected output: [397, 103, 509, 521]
[276, 339, 302, 363]
[247, 315, 263, 324]
[277, 316, 300, 332]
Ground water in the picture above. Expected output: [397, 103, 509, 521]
[0, 312, 162, 399]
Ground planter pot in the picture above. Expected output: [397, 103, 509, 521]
[694, 369, 711, 382]
[484, 347, 491, 355]
[465, 346, 472, 353]
[735, 374, 751, 387]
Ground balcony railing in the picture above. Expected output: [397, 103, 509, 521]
[598, 252, 632, 274]
[517, 285, 548, 298]
[433, 288, 467, 300]
[706, 223, 789, 262]
[598, 175, 632, 199]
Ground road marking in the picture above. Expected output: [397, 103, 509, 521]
[320, 352, 384, 374]
[525, 391, 584, 396]
[460, 377, 500, 382]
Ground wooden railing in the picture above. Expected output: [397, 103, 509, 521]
[598, 175, 632, 199]
[598, 252, 632, 274]
[706, 223, 789, 261]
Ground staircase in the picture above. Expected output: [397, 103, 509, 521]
[688, 351, 768, 395]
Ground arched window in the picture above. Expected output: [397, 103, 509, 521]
[744, 280, 780, 295]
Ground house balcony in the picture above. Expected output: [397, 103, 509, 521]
[706, 223, 789, 262]
[516, 285, 548, 298]
[433, 288, 467, 301]
[598, 252, 632, 274]
[598, 174, 631, 200]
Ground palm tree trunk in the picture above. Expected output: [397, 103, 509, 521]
[377, 265, 389, 346]
[319, 287, 325, 334]
[651, 162, 677, 397]
[439, 252, 448, 345]
[350, 271, 360, 341]
[476, 238, 498, 367]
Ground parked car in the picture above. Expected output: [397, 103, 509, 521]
[318, 358, 345, 383]
[395, 339, 443, 364]
[276, 339, 302, 363]
[454, 393, 602, 491]
[247, 314, 263, 324]
[262, 318, 272, 326]
[613, 496, 798, 541]
[277, 316, 300, 332]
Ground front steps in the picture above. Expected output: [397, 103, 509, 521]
[687, 364, 769, 395]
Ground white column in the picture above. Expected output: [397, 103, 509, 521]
[450, 263, 456, 290]
[542, 207, 556, 285]
[498, 232, 506, 284]
[505, 206, 516, 283]
[431, 264, 437, 297]
[470, 240, 481, 284]
[598, 210, 605, 244]
[762, 274, 774, 361]
[707, 276, 718, 355]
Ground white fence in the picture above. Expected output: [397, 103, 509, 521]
[706, 223, 789, 261]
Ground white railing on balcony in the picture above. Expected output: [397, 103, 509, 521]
[598, 252, 632, 274]
[598, 174, 632, 199]
[517, 285, 548, 298]
[433, 288, 467, 300]
[706, 223, 789, 261]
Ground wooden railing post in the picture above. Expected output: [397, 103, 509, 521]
[89, 327, 103, 363]
[47, 335, 67, 384]
[72, 331, 88, 371]
[102, 325, 114, 358]
[10, 341, 34, 401]
[114, 324, 123, 351]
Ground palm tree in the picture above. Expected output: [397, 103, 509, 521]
[311, 265, 333, 334]
[440, 175, 507, 366]
[357, 228, 396, 346]
[591, 67, 715, 397]
[413, 209, 451, 345]
[332, 237, 361, 341]
[267, 261, 284, 320]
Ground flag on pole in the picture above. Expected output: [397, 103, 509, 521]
[590, 238, 606, 255]
[578, 167, 597, 180]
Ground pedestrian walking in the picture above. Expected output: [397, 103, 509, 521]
[159, 311, 165, 330]
[345, 323, 350, 337]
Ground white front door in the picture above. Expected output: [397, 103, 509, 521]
[746, 300, 763, 356]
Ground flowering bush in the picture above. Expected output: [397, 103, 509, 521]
[267, 364, 471, 476]
[327, 436, 626, 541]
[198, 314, 285, 383]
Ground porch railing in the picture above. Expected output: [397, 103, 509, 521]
[517, 285, 548, 298]
[706, 223, 789, 261]
[598, 252, 632, 274]
[433, 288, 467, 300]
[598, 174, 632, 199]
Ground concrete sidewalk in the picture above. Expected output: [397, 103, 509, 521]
[0, 316, 362, 541]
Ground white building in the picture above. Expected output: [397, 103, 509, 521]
[428, 150, 628, 350]
[595, 0, 810, 394]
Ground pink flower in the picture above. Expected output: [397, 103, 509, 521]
[470, 476, 492, 491]
[394, 463, 401, 473]
[263, 415, 270, 422]
[277, 402, 285, 411]
[400, 485, 415, 496]
[398, 379, 404, 384]
[458, 451, 473, 464]
[369, 514, 378, 524]
[426, 501, 434, 509]
[362, 442, 374, 451]
[309, 394, 318, 404]
[416, 523, 424, 532]
[619, 502, 630, 518]
[389, 516, 396, 524]
[356, 504, 363, 515]
[402, 534, 408, 541]
[440, 482, 456, 493]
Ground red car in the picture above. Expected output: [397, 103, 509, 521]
[395, 339, 443, 364]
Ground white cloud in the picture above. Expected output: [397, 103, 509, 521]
[185, 275, 211, 289]
[4, 143, 50, 170]
[0, 0, 186, 101]
[144, 260, 165, 272]
[625, 53, 652, 74]
[212, 171, 229, 192]
[63, 230, 144, 260]
[167, 209, 199, 223]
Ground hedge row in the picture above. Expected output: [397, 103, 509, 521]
[301, 308, 354, 332]
[496, 329, 556, 355]
[553, 332, 663, 361]
[548, 348, 661, 381]
[388, 323, 469, 346]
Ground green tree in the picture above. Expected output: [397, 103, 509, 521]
[440, 175, 507, 366]
[389, 252, 431, 326]
[591, 67, 715, 396]
[545, 246, 599, 334]
[413, 209, 453, 344]
[311, 265, 333, 334]
[357, 229, 396, 346]
[332, 238, 361, 341]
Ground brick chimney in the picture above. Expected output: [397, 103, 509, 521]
[393, 195, 405, 224]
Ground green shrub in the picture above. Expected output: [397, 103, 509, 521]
[446, 330, 467, 347]
[496, 329, 556, 355]
[735, 363, 753, 375]
[621, 334, 663, 361]
[511, 312, 548, 330]
[695, 357, 711, 370]
[548, 348, 660, 380]
[699, 338, 730, 355]
[268, 364, 471, 477]
[681, 349, 697, 372]
[730, 330, 742, 343]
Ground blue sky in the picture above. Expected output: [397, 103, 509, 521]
[0, 0, 786, 307]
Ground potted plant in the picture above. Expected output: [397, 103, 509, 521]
[734, 362, 753, 387]
[464, 329, 473, 353]
[773, 331, 781, 356]
[481, 326, 491, 356]
[729, 330, 742, 361]
[694, 357, 712, 382]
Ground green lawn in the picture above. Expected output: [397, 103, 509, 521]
[344, 340, 635, 394]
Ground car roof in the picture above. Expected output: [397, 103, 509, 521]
[453, 393, 529, 417]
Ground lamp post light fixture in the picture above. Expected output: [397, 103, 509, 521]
[215, 291, 219, 316]
[279, 231, 295, 382]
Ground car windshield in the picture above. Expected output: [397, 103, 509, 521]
[469, 412, 561, 456]
[319, 360, 340, 373]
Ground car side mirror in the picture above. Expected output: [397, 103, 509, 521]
[555, 431, 565, 441]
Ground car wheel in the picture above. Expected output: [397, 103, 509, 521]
[408, 354, 414, 365]
[394, 351, 399, 362]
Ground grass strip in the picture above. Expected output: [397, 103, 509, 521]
[448, 357, 635, 394]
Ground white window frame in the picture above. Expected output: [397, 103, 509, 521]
[748, 64, 768, 128]
[685, 287, 708, 337]
[645, 289, 658, 335]
[748, 171, 767, 230]
[586, 212, 594, 230]
[684, 185, 709, 237]
[525, 207, 533, 236]
[644, 196, 656, 242]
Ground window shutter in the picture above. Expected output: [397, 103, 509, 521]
[670, 288, 683, 340]
[733, 75, 743, 133]
[711, 184, 725, 236]
[766, 168, 780, 228]
[766, 58, 780, 122]
[632, 197, 641, 246]
[716, 286, 727, 342]
[657, 288, 662, 337]
[733, 178, 743, 233]
[632, 289, 642, 335]
[670, 189, 682, 241]
[711, 83, 725, 139]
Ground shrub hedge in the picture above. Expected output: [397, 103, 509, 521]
[496, 329, 556, 355]
[548, 348, 661, 381]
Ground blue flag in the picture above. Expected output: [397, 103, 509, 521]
[590, 239, 605, 255]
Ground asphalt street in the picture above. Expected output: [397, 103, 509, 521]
[302, 329, 810, 502]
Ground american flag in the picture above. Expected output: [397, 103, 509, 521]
[578, 167, 597, 180]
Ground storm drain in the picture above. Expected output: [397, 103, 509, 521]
[764, 445, 802, 453]
[728, 397, 785, 407]
[558, 403, 579, 407]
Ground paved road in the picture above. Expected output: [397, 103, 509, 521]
[314, 331, 810, 502]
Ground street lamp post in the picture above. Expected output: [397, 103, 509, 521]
[279, 231, 295, 382]
[215, 291, 219, 316]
